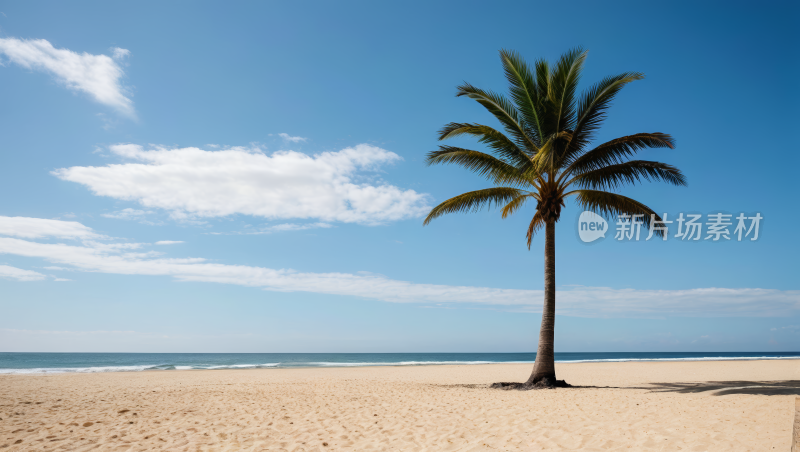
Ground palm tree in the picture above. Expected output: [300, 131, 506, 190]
[423, 48, 686, 388]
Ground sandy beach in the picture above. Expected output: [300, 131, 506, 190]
[1, 360, 798, 451]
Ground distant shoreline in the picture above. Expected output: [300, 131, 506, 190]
[1, 352, 799, 374]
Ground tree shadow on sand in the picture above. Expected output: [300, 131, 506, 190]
[442, 380, 800, 395]
[642, 380, 800, 396]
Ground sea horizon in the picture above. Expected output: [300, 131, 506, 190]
[2, 351, 799, 374]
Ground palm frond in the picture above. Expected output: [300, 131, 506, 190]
[568, 189, 665, 236]
[565, 72, 644, 161]
[549, 47, 586, 133]
[530, 138, 556, 175]
[499, 49, 544, 144]
[526, 211, 546, 249]
[534, 59, 550, 109]
[438, 122, 533, 169]
[423, 187, 524, 226]
[456, 83, 540, 154]
[530, 131, 571, 175]
[501, 193, 536, 219]
[425, 146, 532, 186]
[570, 160, 686, 191]
[563, 133, 675, 176]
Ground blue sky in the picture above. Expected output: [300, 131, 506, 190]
[0, 1, 798, 353]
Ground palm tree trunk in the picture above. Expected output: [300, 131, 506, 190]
[526, 219, 556, 385]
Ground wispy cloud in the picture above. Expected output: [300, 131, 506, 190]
[771, 325, 799, 333]
[53, 144, 431, 225]
[0, 264, 47, 281]
[111, 47, 130, 60]
[0, 217, 797, 318]
[101, 208, 151, 219]
[0, 216, 102, 240]
[210, 222, 332, 235]
[155, 240, 184, 245]
[278, 133, 307, 143]
[101, 208, 159, 224]
[0, 38, 135, 117]
[260, 222, 331, 233]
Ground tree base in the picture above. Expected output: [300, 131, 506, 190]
[490, 378, 571, 390]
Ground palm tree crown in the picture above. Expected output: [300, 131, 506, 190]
[423, 48, 686, 388]
[424, 48, 685, 245]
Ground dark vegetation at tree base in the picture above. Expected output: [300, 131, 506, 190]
[490, 378, 572, 390]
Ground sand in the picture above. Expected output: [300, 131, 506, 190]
[1, 360, 798, 451]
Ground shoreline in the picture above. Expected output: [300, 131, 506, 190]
[1, 355, 800, 375]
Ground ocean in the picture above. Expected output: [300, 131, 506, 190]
[1, 352, 798, 374]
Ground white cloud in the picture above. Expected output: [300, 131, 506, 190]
[111, 47, 130, 60]
[0, 264, 46, 281]
[0, 221, 797, 317]
[53, 278, 72, 282]
[278, 133, 307, 143]
[771, 325, 799, 333]
[262, 222, 331, 233]
[155, 240, 183, 245]
[80, 240, 144, 253]
[210, 222, 332, 235]
[101, 208, 152, 220]
[0, 216, 102, 239]
[0, 37, 134, 117]
[53, 144, 431, 225]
